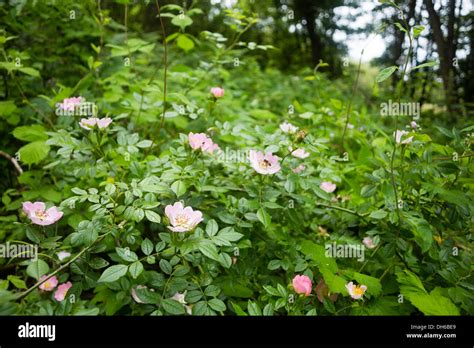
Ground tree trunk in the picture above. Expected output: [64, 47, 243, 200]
[424, 0, 458, 114]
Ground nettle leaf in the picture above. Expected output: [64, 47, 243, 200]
[98, 265, 128, 283]
[375, 66, 398, 83]
[396, 270, 459, 315]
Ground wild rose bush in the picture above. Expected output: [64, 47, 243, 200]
[0, 1, 472, 316]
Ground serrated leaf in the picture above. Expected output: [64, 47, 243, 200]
[129, 261, 144, 279]
[98, 265, 128, 283]
[145, 210, 161, 223]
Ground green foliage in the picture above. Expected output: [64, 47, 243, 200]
[0, 0, 471, 318]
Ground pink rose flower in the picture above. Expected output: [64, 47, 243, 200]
[165, 202, 203, 233]
[96, 117, 112, 129]
[201, 138, 220, 154]
[362, 237, 377, 249]
[79, 117, 97, 130]
[56, 251, 71, 261]
[79, 117, 112, 130]
[320, 181, 336, 193]
[345, 281, 367, 300]
[59, 97, 83, 111]
[280, 121, 298, 133]
[394, 130, 413, 144]
[39, 275, 58, 291]
[290, 148, 310, 159]
[210, 87, 224, 98]
[292, 164, 305, 173]
[54, 282, 72, 301]
[22, 201, 63, 226]
[249, 150, 281, 175]
[188, 132, 220, 154]
[292, 275, 312, 296]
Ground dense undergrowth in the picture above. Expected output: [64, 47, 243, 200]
[0, 0, 472, 316]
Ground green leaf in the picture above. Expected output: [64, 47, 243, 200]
[217, 227, 243, 242]
[161, 299, 185, 315]
[98, 265, 128, 283]
[375, 66, 398, 83]
[116, 247, 138, 262]
[257, 208, 271, 228]
[18, 141, 50, 164]
[159, 259, 172, 275]
[218, 253, 232, 268]
[198, 242, 220, 261]
[396, 270, 459, 315]
[319, 268, 347, 294]
[176, 34, 194, 52]
[171, 180, 186, 197]
[205, 219, 219, 237]
[300, 240, 338, 273]
[26, 259, 49, 280]
[171, 15, 193, 30]
[145, 210, 161, 223]
[413, 25, 425, 38]
[129, 261, 144, 279]
[12, 125, 48, 141]
[345, 271, 382, 296]
[7, 275, 27, 289]
[369, 209, 387, 219]
[18, 67, 40, 78]
[141, 238, 154, 255]
[404, 215, 433, 252]
[208, 298, 226, 312]
[247, 301, 262, 316]
[410, 61, 437, 71]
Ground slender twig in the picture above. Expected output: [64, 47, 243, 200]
[15, 232, 111, 300]
[315, 202, 367, 218]
[389, 8, 413, 226]
[155, 0, 168, 130]
[0, 150, 23, 175]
